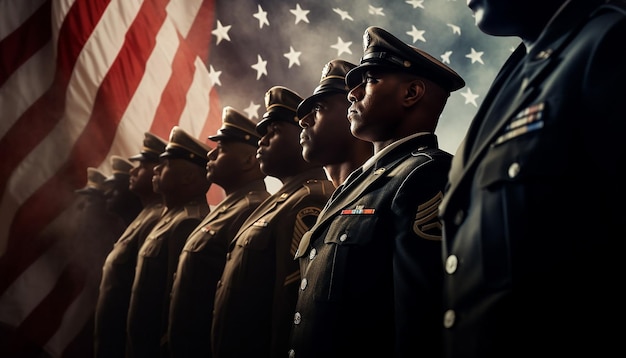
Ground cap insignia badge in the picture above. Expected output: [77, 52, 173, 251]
[362, 31, 371, 51]
[320, 63, 331, 80]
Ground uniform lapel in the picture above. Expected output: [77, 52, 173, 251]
[442, 6, 589, 213]
[313, 138, 423, 230]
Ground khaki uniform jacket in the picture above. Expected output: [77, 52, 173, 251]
[211, 168, 334, 358]
[94, 201, 164, 358]
[126, 195, 209, 358]
[288, 134, 451, 358]
[168, 179, 270, 358]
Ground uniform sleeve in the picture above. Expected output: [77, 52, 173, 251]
[391, 153, 450, 357]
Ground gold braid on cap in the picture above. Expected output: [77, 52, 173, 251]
[142, 145, 160, 155]
[224, 122, 258, 138]
[266, 102, 297, 113]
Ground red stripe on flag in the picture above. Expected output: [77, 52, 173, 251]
[0, 0, 108, 207]
[0, 0, 111, 295]
[0, 1, 51, 87]
[2, 0, 168, 292]
[1, 1, 223, 355]
[149, 31, 196, 138]
[185, 0, 216, 63]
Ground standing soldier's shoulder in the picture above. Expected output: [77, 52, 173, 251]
[302, 179, 335, 198]
[182, 200, 210, 218]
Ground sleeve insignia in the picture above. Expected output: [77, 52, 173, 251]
[412, 191, 443, 241]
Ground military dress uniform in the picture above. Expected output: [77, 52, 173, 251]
[94, 132, 166, 358]
[288, 27, 465, 358]
[103, 154, 143, 226]
[75, 167, 108, 195]
[289, 136, 452, 358]
[167, 107, 271, 358]
[127, 127, 211, 358]
[70, 167, 127, 358]
[212, 169, 333, 358]
[104, 155, 134, 184]
[211, 87, 335, 358]
[439, 1, 626, 357]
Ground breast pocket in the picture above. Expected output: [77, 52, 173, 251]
[139, 235, 164, 258]
[107, 238, 136, 264]
[324, 213, 378, 246]
[235, 223, 271, 251]
[478, 100, 565, 190]
[184, 228, 216, 252]
[319, 213, 378, 301]
[233, 223, 273, 285]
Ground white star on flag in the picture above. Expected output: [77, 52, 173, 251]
[244, 101, 262, 119]
[212, 20, 232, 45]
[253, 5, 270, 28]
[407, 26, 426, 43]
[333, 8, 354, 21]
[331, 37, 353, 56]
[406, 0, 425, 9]
[466, 48, 485, 64]
[461, 88, 480, 107]
[290, 4, 310, 24]
[208, 65, 222, 87]
[251, 55, 268, 79]
[284, 47, 302, 68]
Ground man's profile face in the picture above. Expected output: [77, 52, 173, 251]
[257, 121, 303, 178]
[300, 93, 353, 166]
[347, 69, 406, 142]
[207, 140, 254, 187]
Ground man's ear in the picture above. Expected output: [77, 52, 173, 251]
[404, 78, 425, 107]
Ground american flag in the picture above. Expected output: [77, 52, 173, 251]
[0, 0, 518, 357]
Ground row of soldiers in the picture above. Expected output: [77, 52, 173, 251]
[89, 25, 456, 358]
[88, 0, 626, 355]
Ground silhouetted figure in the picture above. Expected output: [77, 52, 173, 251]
[95, 132, 167, 358]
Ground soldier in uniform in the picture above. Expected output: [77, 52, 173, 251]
[126, 126, 212, 358]
[296, 58, 373, 188]
[73, 166, 127, 259]
[94, 132, 167, 358]
[167, 107, 270, 358]
[67, 167, 127, 357]
[74, 167, 109, 210]
[211, 86, 335, 358]
[289, 58, 373, 355]
[440, 0, 626, 357]
[76, 167, 108, 194]
[103, 155, 143, 227]
[288, 27, 465, 358]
